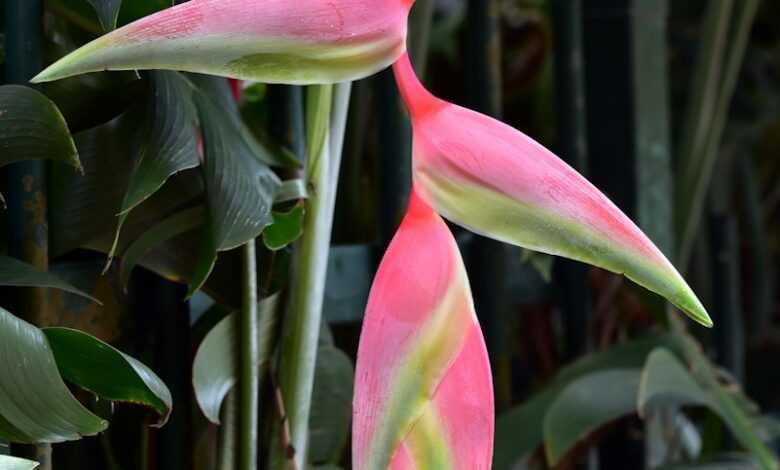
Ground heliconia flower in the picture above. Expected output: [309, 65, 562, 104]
[392, 52, 712, 328]
[353, 189, 494, 470]
[32, 0, 414, 85]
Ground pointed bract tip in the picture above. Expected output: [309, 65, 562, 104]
[679, 292, 713, 328]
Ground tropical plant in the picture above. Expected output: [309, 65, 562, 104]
[1, 0, 778, 470]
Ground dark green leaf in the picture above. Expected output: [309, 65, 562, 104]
[263, 203, 305, 251]
[308, 345, 354, 464]
[187, 77, 280, 294]
[493, 334, 683, 469]
[85, 0, 122, 30]
[0, 255, 100, 303]
[108, 71, 200, 263]
[639, 348, 712, 416]
[193, 295, 279, 424]
[0, 455, 39, 469]
[0, 307, 106, 443]
[544, 369, 642, 465]
[119, 206, 205, 288]
[0, 85, 81, 171]
[43, 327, 172, 426]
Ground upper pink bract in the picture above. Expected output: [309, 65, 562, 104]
[121, 0, 410, 45]
[393, 51, 672, 274]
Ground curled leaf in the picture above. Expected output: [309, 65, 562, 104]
[353, 190, 493, 470]
[392, 52, 711, 328]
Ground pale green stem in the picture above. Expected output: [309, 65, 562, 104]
[240, 242, 259, 470]
[275, 82, 351, 469]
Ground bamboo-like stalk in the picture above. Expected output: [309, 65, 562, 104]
[677, 0, 760, 266]
[5, 1, 52, 467]
[275, 82, 351, 469]
[240, 242, 259, 470]
[218, 391, 237, 470]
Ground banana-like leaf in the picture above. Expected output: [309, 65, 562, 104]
[187, 77, 279, 295]
[0, 307, 107, 443]
[0, 455, 39, 470]
[43, 327, 172, 426]
[0, 85, 81, 172]
[353, 190, 493, 470]
[193, 295, 278, 424]
[107, 71, 200, 263]
[310, 341, 354, 465]
[391, 51, 711, 328]
[0, 255, 100, 303]
[32, 0, 413, 85]
[638, 348, 712, 416]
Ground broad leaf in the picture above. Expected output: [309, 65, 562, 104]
[0, 85, 81, 171]
[0, 456, 39, 470]
[543, 369, 641, 465]
[392, 51, 711, 328]
[86, 0, 122, 31]
[0, 307, 107, 443]
[493, 334, 682, 469]
[638, 348, 712, 416]
[263, 203, 305, 251]
[193, 295, 278, 423]
[0, 255, 100, 303]
[33, 0, 412, 85]
[108, 71, 200, 263]
[43, 327, 172, 426]
[353, 191, 493, 469]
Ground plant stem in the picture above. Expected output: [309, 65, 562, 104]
[240, 241, 259, 470]
[218, 391, 237, 470]
[275, 82, 351, 469]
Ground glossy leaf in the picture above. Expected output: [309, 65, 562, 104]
[32, 0, 413, 85]
[43, 327, 172, 426]
[193, 295, 278, 424]
[543, 369, 641, 465]
[86, 0, 122, 30]
[0, 456, 39, 470]
[392, 51, 711, 328]
[107, 71, 200, 263]
[262, 202, 305, 251]
[0, 85, 81, 171]
[0, 307, 107, 443]
[638, 348, 711, 416]
[0, 255, 100, 303]
[353, 190, 493, 470]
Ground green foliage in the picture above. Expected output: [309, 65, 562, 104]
[0, 255, 99, 303]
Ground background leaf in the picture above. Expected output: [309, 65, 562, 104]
[543, 369, 642, 465]
[43, 327, 172, 426]
[0, 455, 39, 470]
[193, 296, 278, 423]
[86, 0, 122, 31]
[263, 203, 305, 251]
[639, 348, 712, 415]
[0, 307, 107, 443]
[0, 255, 100, 303]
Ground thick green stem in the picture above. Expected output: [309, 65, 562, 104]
[240, 242, 259, 470]
[218, 391, 238, 470]
[275, 82, 350, 469]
